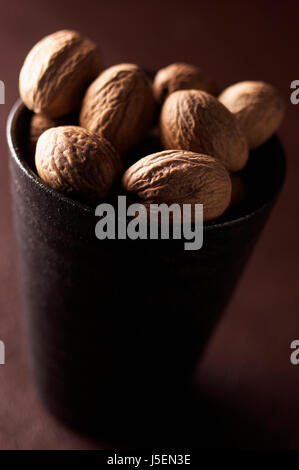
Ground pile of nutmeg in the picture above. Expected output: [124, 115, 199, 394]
[19, 30, 285, 221]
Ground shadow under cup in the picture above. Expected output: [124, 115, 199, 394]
[7, 101, 285, 437]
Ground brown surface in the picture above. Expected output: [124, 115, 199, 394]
[0, 0, 298, 450]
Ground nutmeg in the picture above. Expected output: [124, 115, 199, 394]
[79, 63, 155, 155]
[35, 126, 121, 203]
[122, 150, 232, 221]
[29, 114, 58, 158]
[219, 81, 285, 149]
[153, 62, 219, 104]
[160, 89, 248, 172]
[19, 30, 102, 118]
[28, 112, 78, 165]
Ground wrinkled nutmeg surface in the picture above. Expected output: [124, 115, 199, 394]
[28, 112, 78, 162]
[219, 81, 285, 149]
[122, 150, 231, 221]
[35, 126, 121, 202]
[30, 114, 58, 148]
[153, 62, 219, 104]
[79, 63, 155, 155]
[28, 113, 59, 165]
[29, 112, 78, 146]
[160, 89, 248, 172]
[19, 30, 102, 118]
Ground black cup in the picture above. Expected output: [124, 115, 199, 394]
[7, 101, 285, 438]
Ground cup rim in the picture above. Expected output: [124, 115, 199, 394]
[7, 99, 286, 231]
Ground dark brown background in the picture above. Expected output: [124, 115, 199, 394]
[0, 0, 298, 450]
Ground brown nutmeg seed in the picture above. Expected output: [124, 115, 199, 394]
[19, 30, 102, 118]
[29, 112, 78, 157]
[29, 114, 59, 159]
[79, 63, 155, 155]
[160, 89, 249, 172]
[153, 62, 219, 104]
[122, 150, 232, 222]
[35, 126, 121, 203]
[219, 81, 285, 149]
